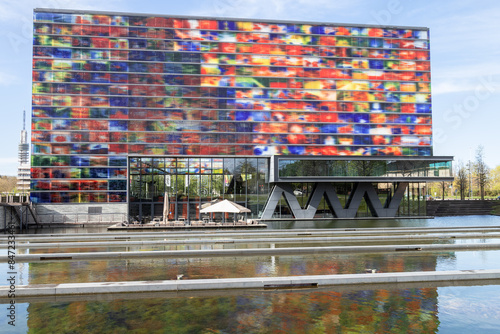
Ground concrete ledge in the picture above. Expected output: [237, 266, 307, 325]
[258, 216, 435, 221]
[3, 278, 499, 304]
[4, 232, 500, 250]
[2, 269, 500, 297]
[3, 226, 500, 242]
[4, 242, 500, 263]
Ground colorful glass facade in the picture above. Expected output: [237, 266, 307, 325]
[31, 9, 432, 205]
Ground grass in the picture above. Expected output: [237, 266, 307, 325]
[490, 202, 500, 215]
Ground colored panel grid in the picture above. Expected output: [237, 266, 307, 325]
[31, 10, 433, 203]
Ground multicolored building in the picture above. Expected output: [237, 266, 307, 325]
[31, 8, 452, 223]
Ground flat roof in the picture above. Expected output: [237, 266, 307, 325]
[128, 156, 452, 161]
[273, 156, 453, 161]
[34, 8, 429, 31]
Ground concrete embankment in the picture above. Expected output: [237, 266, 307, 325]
[3, 233, 500, 250]
[3, 225, 500, 243]
[2, 269, 499, 297]
[2, 226, 499, 298]
[4, 242, 500, 262]
[427, 200, 498, 216]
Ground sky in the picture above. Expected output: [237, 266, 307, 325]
[0, 0, 499, 175]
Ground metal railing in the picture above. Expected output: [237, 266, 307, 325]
[0, 193, 30, 204]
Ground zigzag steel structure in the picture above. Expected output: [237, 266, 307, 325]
[261, 182, 408, 219]
[262, 156, 453, 219]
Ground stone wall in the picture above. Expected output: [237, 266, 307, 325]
[426, 200, 496, 216]
[30, 203, 128, 225]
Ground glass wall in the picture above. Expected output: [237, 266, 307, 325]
[129, 157, 269, 222]
[269, 182, 426, 218]
[31, 10, 432, 203]
[278, 159, 452, 178]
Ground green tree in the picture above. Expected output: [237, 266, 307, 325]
[0, 175, 17, 192]
[474, 145, 489, 200]
[489, 165, 500, 195]
[439, 181, 450, 200]
[454, 161, 469, 200]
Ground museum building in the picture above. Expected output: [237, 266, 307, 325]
[31, 8, 453, 223]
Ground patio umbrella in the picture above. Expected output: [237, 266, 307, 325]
[200, 199, 251, 213]
[162, 192, 169, 223]
[199, 199, 221, 210]
[200, 199, 251, 223]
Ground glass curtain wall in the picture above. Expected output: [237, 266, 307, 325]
[129, 157, 269, 222]
[269, 182, 424, 219]
[278, 159, 452, 178]
[32, 10, 433, 204]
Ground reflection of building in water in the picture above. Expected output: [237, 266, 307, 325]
[25, 242, 454, 283]
[24, 247, 451, 331]
[26, 286, 440, 332]
[30, 9, 453, 223]
[25, 250, 446, 332]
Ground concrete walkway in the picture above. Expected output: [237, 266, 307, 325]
[2, 269, 499, 297]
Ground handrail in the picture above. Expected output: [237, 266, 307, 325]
[0, 193, 30, 204]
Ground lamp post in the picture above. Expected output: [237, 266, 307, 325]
[469, 147, 472, 200]
[469, 162, 471, 199]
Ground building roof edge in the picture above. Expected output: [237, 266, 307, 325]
[33, 8, 430, 30]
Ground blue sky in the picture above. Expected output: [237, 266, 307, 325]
[0, 0, 499, 175]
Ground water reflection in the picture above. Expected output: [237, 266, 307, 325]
[20, 215, 500, 235]
[23, 251, 451, 285]
[268, 215, 500, 230]
[25, 286, 440, 334]
[6, 216, 500, 332]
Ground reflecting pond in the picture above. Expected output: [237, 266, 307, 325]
[1, 216, 500, 333]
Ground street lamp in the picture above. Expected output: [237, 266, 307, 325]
[469, 147, 472, 200]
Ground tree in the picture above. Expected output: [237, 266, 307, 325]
[489, 165, 500, 195]
[439, 181, 450, 200]
[426, 181, 450, 200]
[474, 145, 489, 200]
[454, 161, 469, 200]
[0, 176, 17, 193]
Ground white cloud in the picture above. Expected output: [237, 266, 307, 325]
[432, 76, 500, 96]
[432, 81, 471, 95]
[416, 2, 500, 98]
[432, 62, 500, 96]
[434, 63, 500, 80]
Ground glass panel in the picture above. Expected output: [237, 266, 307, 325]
[34, 9, 434, 205]
[200, 175, 211, 201]
[188, 158, 200, 174]
[211, 175, 224, 198]
[188, 175, 200, 199]
[175, 175, 187, 199]
[177, 158, 188, 175]
[278, 159, 452, 179]
[245, 158, 258, 195]
[223, 158, 234, 175]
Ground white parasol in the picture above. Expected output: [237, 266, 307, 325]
[162, 192, 169, 222]
[200, 199, 251, 213]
